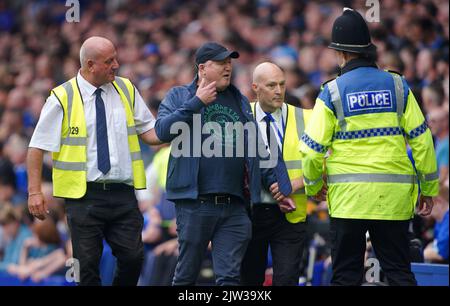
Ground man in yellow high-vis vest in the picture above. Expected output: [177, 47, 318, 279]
[241, 62, 311, 286]
[300, 9, 438, 286]
[27, 36, 161, 286]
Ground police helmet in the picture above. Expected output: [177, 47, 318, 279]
[329, 8, 377, 55]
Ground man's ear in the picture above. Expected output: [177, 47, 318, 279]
[335, 51, 345, 68]
[87, 59, 95, 72]
[251, 83, 258, 93]
[198, 63, 205, 74]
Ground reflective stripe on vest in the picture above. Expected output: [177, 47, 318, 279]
[60, 137, 87, 146]
[391, 73, 404, 126]
[281, 104, 309, 223]
[295, 107, 305, 140]
[62, 81, 74, 125]
[127, 126, 137, 135]
[328, 79, 347, 132]
[408, 121, 428, 139]
[112, 77, 146, 191]
[417, 170, 439, 182]
[59, 81, 78, 147]
[53, 160, 86, 171]
[304, 175, 322, 186]
[334, 126, 404, 140]
[301, 133, 327, 153]
[327, 173, 417, 184]
[130, 151, 142, 161]
[285, 160, 301, 169]
[114, 77, 134, 110]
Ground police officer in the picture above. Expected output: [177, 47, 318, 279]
[300, 8, 439, 286]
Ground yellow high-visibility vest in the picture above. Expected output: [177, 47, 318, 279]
[251, 102, 311, 223]
[51, 76, 146, 198]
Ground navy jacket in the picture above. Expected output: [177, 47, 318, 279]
[155, 79, 275, 202]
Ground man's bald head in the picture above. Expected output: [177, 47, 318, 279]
[79, 36, 115, 68]
[252, 62, 284, 85]
[252, 62, 286, 113]
[79, 36, 119, 87]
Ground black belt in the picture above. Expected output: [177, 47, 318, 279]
[198, 194, 241, 205]
[87, 182, 133, 191]
[253, 203, 279, 209]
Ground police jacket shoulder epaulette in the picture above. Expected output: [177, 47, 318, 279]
[386, 69, 403, 76]
[320, 77, 336, 90]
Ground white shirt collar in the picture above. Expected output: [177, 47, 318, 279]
[76, 71, 110, 99]
[255, 101, 285, 123]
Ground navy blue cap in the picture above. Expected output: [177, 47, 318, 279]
[195, 42, 239, 64]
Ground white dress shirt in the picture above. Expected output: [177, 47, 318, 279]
[29, 72, 155, 184]
[255, 102, 287, 152]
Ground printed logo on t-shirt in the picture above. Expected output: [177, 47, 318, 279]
[203, 103, 241, 147]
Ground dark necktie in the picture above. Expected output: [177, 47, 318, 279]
[95, 88, 111, 174]
[264, 113, 274, 149]
[264, 113, 292, 197]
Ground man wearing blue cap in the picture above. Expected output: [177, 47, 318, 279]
[155, 42, 283, 285]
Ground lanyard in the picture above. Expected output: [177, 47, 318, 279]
[265, 111, 285, 145]
[275, 115, 285, 144]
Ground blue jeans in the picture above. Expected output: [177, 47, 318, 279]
[172, 198, 252, 285]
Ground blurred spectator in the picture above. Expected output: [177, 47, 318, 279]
[428, 107, 449, 183]
[422, 82, 445, 114]
[0, 158, 16, 204]
[424, 184, 449, 263]
[0, 204, 32, 271]
[7, 216, 63, 280]
[3, 133, 29, 198]
[0, 108, 24, 144]
[292, 83, 319, 109]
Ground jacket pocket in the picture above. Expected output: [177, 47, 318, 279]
[166, 157, 194, 190]
[167, 155, 176, 180]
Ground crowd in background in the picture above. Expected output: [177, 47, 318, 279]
[0, 0, 448, 285]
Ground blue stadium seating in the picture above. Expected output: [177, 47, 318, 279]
[411, 263, 449, 286]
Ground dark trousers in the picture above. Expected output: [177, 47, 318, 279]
[241, 205, 307, 286]
[172, 198, 252, 286]
[65, 184, 144, 286]
[329, 217, 417, 286]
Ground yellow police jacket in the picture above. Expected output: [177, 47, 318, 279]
[300, 67, 439, 220]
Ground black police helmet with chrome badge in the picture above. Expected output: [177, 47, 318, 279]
[329, 8, 377, 55]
